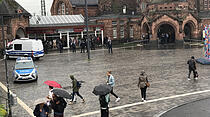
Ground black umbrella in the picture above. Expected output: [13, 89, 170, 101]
[52, 89, 72, 99]
[93, 84, 112, 96]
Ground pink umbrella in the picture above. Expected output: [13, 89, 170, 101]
[44, 80, 62, 88]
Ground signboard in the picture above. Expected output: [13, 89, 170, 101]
[204, 25, 210, 59]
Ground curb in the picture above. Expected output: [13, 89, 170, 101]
[156, 97, 210, 117]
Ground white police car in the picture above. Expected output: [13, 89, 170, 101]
[13, 57, 38, 82]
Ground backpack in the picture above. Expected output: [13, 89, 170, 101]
[76, 81, 81, 88]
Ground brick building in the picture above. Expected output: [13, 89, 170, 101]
[48, 0, 210, 44]
[0, 0, 30, 52]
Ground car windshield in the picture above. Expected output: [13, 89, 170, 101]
[15, 61, 34, 69]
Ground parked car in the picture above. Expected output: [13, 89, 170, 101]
[13, 57, 38, 82]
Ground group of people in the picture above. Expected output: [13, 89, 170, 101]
[33, 55, 198, 117]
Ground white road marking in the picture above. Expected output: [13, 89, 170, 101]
[0, 82, 34, 117]
[72, 89, 210, 117]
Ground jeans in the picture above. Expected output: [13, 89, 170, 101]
[72, 91, 84, 101]
[110, 88, 118, 98]
[140, 86, 147, 100]
[108, 47, 112, 53]
[188, 69, 196, 78]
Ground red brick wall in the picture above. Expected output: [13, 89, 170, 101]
[73, 6, 98, 17]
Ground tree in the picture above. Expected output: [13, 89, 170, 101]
[0, 104, 7, 117]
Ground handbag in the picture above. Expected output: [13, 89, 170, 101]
[146, 82, 150, 87]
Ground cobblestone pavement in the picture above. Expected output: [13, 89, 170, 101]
[1, 46, 210, 117]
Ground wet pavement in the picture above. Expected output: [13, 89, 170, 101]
[1, 46, 210, 117]
[160, 98, 210, 117]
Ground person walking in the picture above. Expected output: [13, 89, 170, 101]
[138, 70, 149, 102]
[33, 102, 49, 117]
[50, 94, 67, 117]
[46, 86, 53, 116]
[107, 38, 113, 54]
[72, 40, 76, 53]
[187, 56, 198, 80]
[106, 71, 120, 102]
[80, 40, 86, 53]
[69, 75, 85, 104]
[99, 94, 110, 117]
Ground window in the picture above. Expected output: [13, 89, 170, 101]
[61, 3, 65, 14]
[14, 44, 22, 50]
[57, 2, 65, 15]
[130, 27, 134, 38]
[120, 27, 124, 38]
[113, 27, 117, 39]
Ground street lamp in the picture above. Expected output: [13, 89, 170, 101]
[85, 0, 90, 60]
[1, 15, 12, 117]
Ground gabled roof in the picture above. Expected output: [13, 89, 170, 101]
[29, 15, 85, 27]
[69, 0, 98, 6]
[0, 0, 30, 16]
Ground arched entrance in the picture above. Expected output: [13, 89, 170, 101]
[142, 23, 150, 42]
[16, 28, 25, 39]
[157, 24, 175, 44]
[184, 22, 195, 39]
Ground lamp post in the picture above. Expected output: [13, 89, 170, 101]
[85, 0, 90, 60]
[1, 15, 12, 117]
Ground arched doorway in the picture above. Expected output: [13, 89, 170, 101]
[142, 23, 150, 42]
[16, 28, 25, 39]
[184, 22, 194, 40]
[157, 24, 175, 44]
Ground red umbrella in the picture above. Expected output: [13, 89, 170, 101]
[44, 80, 62, 88]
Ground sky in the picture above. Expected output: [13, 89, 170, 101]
[15, 0, 53, 16]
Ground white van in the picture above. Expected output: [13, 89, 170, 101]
[6, 38, 44, 59]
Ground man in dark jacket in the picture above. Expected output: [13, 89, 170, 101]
[50, 94, 67, 117]
[99, 94, 110, 117]
[69, 75, 85, 104]
[187, 56, 197, 80]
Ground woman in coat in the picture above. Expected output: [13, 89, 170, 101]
[138, 70, 149, 102]
[33, 103, 49, 117]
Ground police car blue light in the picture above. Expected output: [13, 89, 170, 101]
[13, 57, 38, 82]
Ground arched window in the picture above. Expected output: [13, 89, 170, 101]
[57, 2, 65, 15]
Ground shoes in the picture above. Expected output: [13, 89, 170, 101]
[195, 77, 198, 80]
[115, 97, 120, 102]
[68, 102, 73, 105]
[141, 98, 144, 102]
[143, 100, 147, 102]
[82, 99, 85, 103]
[188, 78, 191, 81]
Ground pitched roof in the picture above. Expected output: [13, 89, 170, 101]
[29, 15, 84, 27]
[0, 0, 30, 16]
[69, 0, 98, 6]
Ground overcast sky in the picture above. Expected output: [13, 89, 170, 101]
[15, 0, 53, 16]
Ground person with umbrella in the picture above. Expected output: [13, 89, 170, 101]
[33, 99, 49, 117]
[44, 80, 62, 116]
[69, 75, 85, 104]
[93, 84, 112, 117]
[50, 94, 67, 117]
